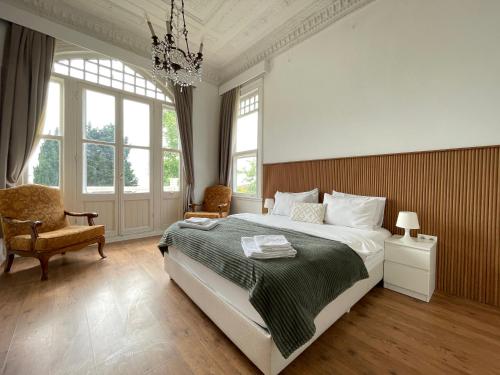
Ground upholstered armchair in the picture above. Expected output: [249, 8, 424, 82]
[184, 185, 232, 219]
[0, 184, 105, 281]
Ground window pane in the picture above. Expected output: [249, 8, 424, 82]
[236, 111, 258, 152]
[83, 143, 115, 194]
[85, 72, 98, 83]
[70, 68, 84, 79]
[84, 90, 115, 143]
[124, 83, 134, 93]
[112, 60, 123, 71]
[124, 148, 149, 193]
[235, 156, 257, 195]
[123, 99, 150, 147]
[85, 61, 98, 73]
[99, 76, 111, 87]
[28, 139, 60, 187]
[71, 59, 84, 69]
[163, 151, 180, 192]
[99, 59, 111, 67]
[162, 108, 179, 149]
[112, 70, 123, 80]
[53, 63, 68, 75]
[124, 65, 134, 75]
[112, 80, 123, 90]
[41, 81, 61, 136]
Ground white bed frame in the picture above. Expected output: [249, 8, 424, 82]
[164, 249, 383, 375]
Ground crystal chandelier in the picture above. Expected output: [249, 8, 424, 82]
[145, 0, 203, 88]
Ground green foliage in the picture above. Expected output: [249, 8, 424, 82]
[84, 123, 138, 187]
[236, 157, 256, 194]
[162, 109, 180, 189]
[33, 123, 139, 188]
[162, 110, 179, 149]
[33, 139, 59, 186]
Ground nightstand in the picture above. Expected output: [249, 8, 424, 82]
[384, 234, 437, 302]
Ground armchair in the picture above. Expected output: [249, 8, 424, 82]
[0, 184, 105, 281]
[184, 185, 232, 219]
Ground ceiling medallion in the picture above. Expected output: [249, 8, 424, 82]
[145, 0, 203, 89]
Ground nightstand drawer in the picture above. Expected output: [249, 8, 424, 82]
[384, 261, 429, 295]
[385, 243, 430, 270]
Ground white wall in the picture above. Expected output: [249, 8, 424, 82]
[192, 81, 220, 203]
[261, 0, 500, 163]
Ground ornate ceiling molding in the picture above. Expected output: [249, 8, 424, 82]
[5, 0, 374, 86]
[220, 0, 375, 82]
[3, 0, 221, 84]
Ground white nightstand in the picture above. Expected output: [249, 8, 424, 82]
[384, 234, 437, 302]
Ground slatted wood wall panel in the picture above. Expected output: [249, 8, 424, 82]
[263, 146, 500, 306]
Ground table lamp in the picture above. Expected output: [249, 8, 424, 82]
[264, 198, 274, 215]
[396, 211, 420, 242]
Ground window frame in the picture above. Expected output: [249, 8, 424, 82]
[81, 87, 118, 195]
[25, 77, 64, 189]
[231, 79, 263, 198]
[161, 103, 183, 195]
[53, 57, 173, 103]
[122, 96, 153, 195]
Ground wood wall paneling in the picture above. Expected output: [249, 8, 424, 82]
[263, 146, 500, 306]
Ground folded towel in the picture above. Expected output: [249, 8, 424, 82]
[254, 235, 291, 250]
[241, 237, 296, 259]
[185, 217, 211, 225]
[179, 220, 219, 231]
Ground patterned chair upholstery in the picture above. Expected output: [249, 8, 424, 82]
[184, 185, 232, 219]
[0, 184, 105, 280]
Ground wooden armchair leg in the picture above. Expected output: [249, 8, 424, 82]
[97, 237, 106, 259]
[4, 253, 14, 273]
[39, 255, 50, 281]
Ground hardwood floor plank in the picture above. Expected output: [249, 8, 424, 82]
[1, 237, 499, 375]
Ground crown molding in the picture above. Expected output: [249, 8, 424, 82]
[2, 0, 373, 86]
[220, 0, 375, 82]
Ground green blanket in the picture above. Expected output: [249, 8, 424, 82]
[158, 217, 368, 358]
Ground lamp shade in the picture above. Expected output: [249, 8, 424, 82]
[396, 211, 420, 229]
[264, 198, 275, 210]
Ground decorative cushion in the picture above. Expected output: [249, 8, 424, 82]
[290, 203, 325, 224]
[272, 188, 319, 216]
[9, 225, 105, 252]
[184, 211, 228, 219]
[0, 184, 68, 241]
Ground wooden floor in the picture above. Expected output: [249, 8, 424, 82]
[1, 237, 499, 375]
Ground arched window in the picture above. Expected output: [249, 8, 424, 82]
[53, 58, 172, 103]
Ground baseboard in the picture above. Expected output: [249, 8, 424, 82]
[105, 230, 165, 244]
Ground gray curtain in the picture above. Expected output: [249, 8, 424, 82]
[218, 88, 238, 186]
[0, 23, 55, 188]
[171, 84, 194, 212]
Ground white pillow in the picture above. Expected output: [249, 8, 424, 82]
[290, 203, 325, 224]
[323, 193, 380, 230]
[272, 188, 319, 216]
[333, 191, 386, 227]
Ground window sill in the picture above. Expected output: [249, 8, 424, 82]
[232, 195, 262, 202]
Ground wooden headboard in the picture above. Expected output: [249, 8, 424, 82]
[263, 145, 500, 307]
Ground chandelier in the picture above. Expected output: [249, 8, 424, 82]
[145, 0, 203, 88]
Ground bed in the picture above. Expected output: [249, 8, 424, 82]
[160, 213, 391, 374]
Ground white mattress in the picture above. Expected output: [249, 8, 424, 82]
[168, 214, 389, 328]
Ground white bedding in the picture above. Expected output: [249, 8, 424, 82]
[232, 213, 391, 261]
[167, 213, 391, 328]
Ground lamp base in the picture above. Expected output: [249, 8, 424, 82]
[399, 229, 415, 243]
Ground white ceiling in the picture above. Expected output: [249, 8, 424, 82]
[1, 0, 374, 83]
